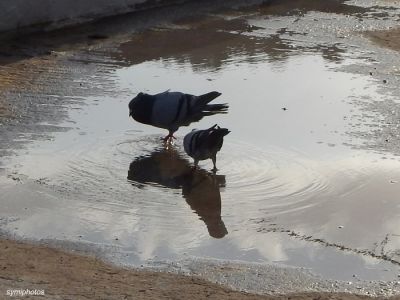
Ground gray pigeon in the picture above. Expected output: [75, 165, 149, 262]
[183, 124, 230, 171]
[129, 91, 228, 142]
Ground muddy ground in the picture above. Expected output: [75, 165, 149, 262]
[367, 28, 400, 52]
[0, 238, 386, 299]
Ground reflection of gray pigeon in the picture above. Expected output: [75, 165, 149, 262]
[129, 91, 228, 142]
[127, 148, 228, 238]
[184, 124, 230, 171]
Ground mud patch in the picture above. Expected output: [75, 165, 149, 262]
[0, 237, 395, 298]
[0, 98, 12, 118]
[367, 28, 400, 52]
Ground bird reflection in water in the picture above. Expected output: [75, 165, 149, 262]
[127, 147, 228, 238]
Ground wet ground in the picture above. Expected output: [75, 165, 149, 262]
[1, 0, 400, 296]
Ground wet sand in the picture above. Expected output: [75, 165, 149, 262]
[0, 100, 11, 118]
[0, 238, 378, 300]
[367, 28, 400, 52]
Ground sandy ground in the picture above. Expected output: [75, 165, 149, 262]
[0, 98, 11, 118]
[0, 238, 384, 300]
[367, 28, 400, 52]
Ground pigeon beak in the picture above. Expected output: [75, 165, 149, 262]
[129, 109, 132, 117]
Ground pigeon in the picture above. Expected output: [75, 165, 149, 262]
[183, 124, 230, 171]
[127, 148, 227, 238]
[129, 91, 228, 142]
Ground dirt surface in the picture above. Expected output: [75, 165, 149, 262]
[367, 28, 400, 52]
[0, 99, 11, 118]
[0, 238, 383, 300]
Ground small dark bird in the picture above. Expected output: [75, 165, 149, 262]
[127, 148, 228, 238]
[129, 91, 228, 142]
[183, 124, 230, 171]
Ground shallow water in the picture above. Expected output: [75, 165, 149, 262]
[1, 0, 400, 289]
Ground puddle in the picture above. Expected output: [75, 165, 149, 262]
[1, 0, 400, 293]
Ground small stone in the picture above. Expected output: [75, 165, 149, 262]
[338, 225, 344, 229]
[383, 79, 387, 83]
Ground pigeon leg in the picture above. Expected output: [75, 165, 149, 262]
[163, 135, 171, 142]
[194, 159, 199, 168]
[163, 135, 174, 143]
[163, 131, 177, 143]
[211, 156, 218, 173]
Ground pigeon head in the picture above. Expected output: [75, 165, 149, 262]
[128, 92, 143, 116]
[128, 92, 154, 125]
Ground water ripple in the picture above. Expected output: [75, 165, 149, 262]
[57, 134, 335, 226]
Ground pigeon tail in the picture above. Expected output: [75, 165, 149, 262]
[203, 103, 229, 113]
[194, 91, 222, 109]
